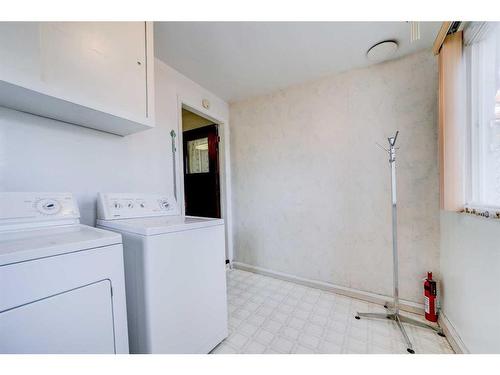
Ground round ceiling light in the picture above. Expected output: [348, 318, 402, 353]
[366, 40, 398, 62]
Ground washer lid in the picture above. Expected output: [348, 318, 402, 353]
[0, 224, 122, 266]
[97, 215, 224, 236]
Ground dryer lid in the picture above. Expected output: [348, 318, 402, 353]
[0, 224, 122, 266]
[97, 215, 224, 236]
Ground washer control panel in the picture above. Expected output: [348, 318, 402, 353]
[97, 193, 179, 220]
[0, 192, 80, 226]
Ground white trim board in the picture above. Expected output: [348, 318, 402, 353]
[232, 262, 425, 315]
[438, 312, 469, 354]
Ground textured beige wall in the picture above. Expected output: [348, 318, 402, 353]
[229, 50, 439, 303]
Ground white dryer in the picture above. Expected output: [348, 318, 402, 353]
[96, 193, 228, 354]
[0, 192, 129, 354]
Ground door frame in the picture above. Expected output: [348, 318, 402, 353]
[182, 124, 221, 218]
[176, 97, 233, 263]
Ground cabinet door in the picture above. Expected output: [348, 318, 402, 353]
[0, 22, 41, 86]
[0, 280, 116, 354]
[39, 22, 148, 121]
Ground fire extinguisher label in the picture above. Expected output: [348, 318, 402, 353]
[424, 296, 430, 314]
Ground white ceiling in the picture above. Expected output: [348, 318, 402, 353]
[154, 22, 441, 103]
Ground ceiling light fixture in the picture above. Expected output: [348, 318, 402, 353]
[366, 40, 398, 62]
[195, 144, 208, 151]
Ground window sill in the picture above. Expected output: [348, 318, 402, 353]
[461, 204, 500, 220]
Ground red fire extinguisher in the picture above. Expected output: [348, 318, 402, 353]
[424, 272, 438, 322]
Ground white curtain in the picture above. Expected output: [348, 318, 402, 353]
[464, 22, 500, 207]
[463, 22, 497, 46]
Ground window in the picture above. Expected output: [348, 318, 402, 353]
[187, 137, 209, 174]
[465, 22, 500, 208]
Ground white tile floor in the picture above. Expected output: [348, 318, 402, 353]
[212, 269, 454, 354]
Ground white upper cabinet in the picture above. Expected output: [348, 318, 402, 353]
[0, 22, 155, 136]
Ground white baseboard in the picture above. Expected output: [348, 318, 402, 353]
[438, 312, 469, 354]
[232, 261, 424, 315]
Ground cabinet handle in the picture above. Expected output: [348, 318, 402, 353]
[137, 61, 142, 66]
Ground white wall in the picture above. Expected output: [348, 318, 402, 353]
[440, 211, 500, 353]
[0, 58, 229, 228]
[229, 50, 439, 303]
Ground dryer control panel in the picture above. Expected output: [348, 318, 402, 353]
[97, 193, 179, 220]
[0, 192, 80, 228]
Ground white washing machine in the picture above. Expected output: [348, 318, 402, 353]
[96, 193, 228, 354]
[0, 192, 129, 354]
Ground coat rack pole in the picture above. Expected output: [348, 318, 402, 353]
[389, 132, 399, 315]
[354, 131, 445, 354]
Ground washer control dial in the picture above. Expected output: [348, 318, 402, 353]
[98, 194, 179, 219]
[35, 198, 62, 215]
[159, 199, 170, 210]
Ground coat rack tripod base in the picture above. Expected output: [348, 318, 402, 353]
[354, 131, 445, 354]
[355, 310, 445, 354]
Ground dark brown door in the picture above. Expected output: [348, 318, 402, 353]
[183, 124, 221, 218]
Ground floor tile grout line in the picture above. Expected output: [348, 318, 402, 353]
[219, 269, 454, 354]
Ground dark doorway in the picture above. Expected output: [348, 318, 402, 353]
[183, 123, 221, 218]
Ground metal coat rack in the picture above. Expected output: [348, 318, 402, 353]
[354, 131, 445, 354]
